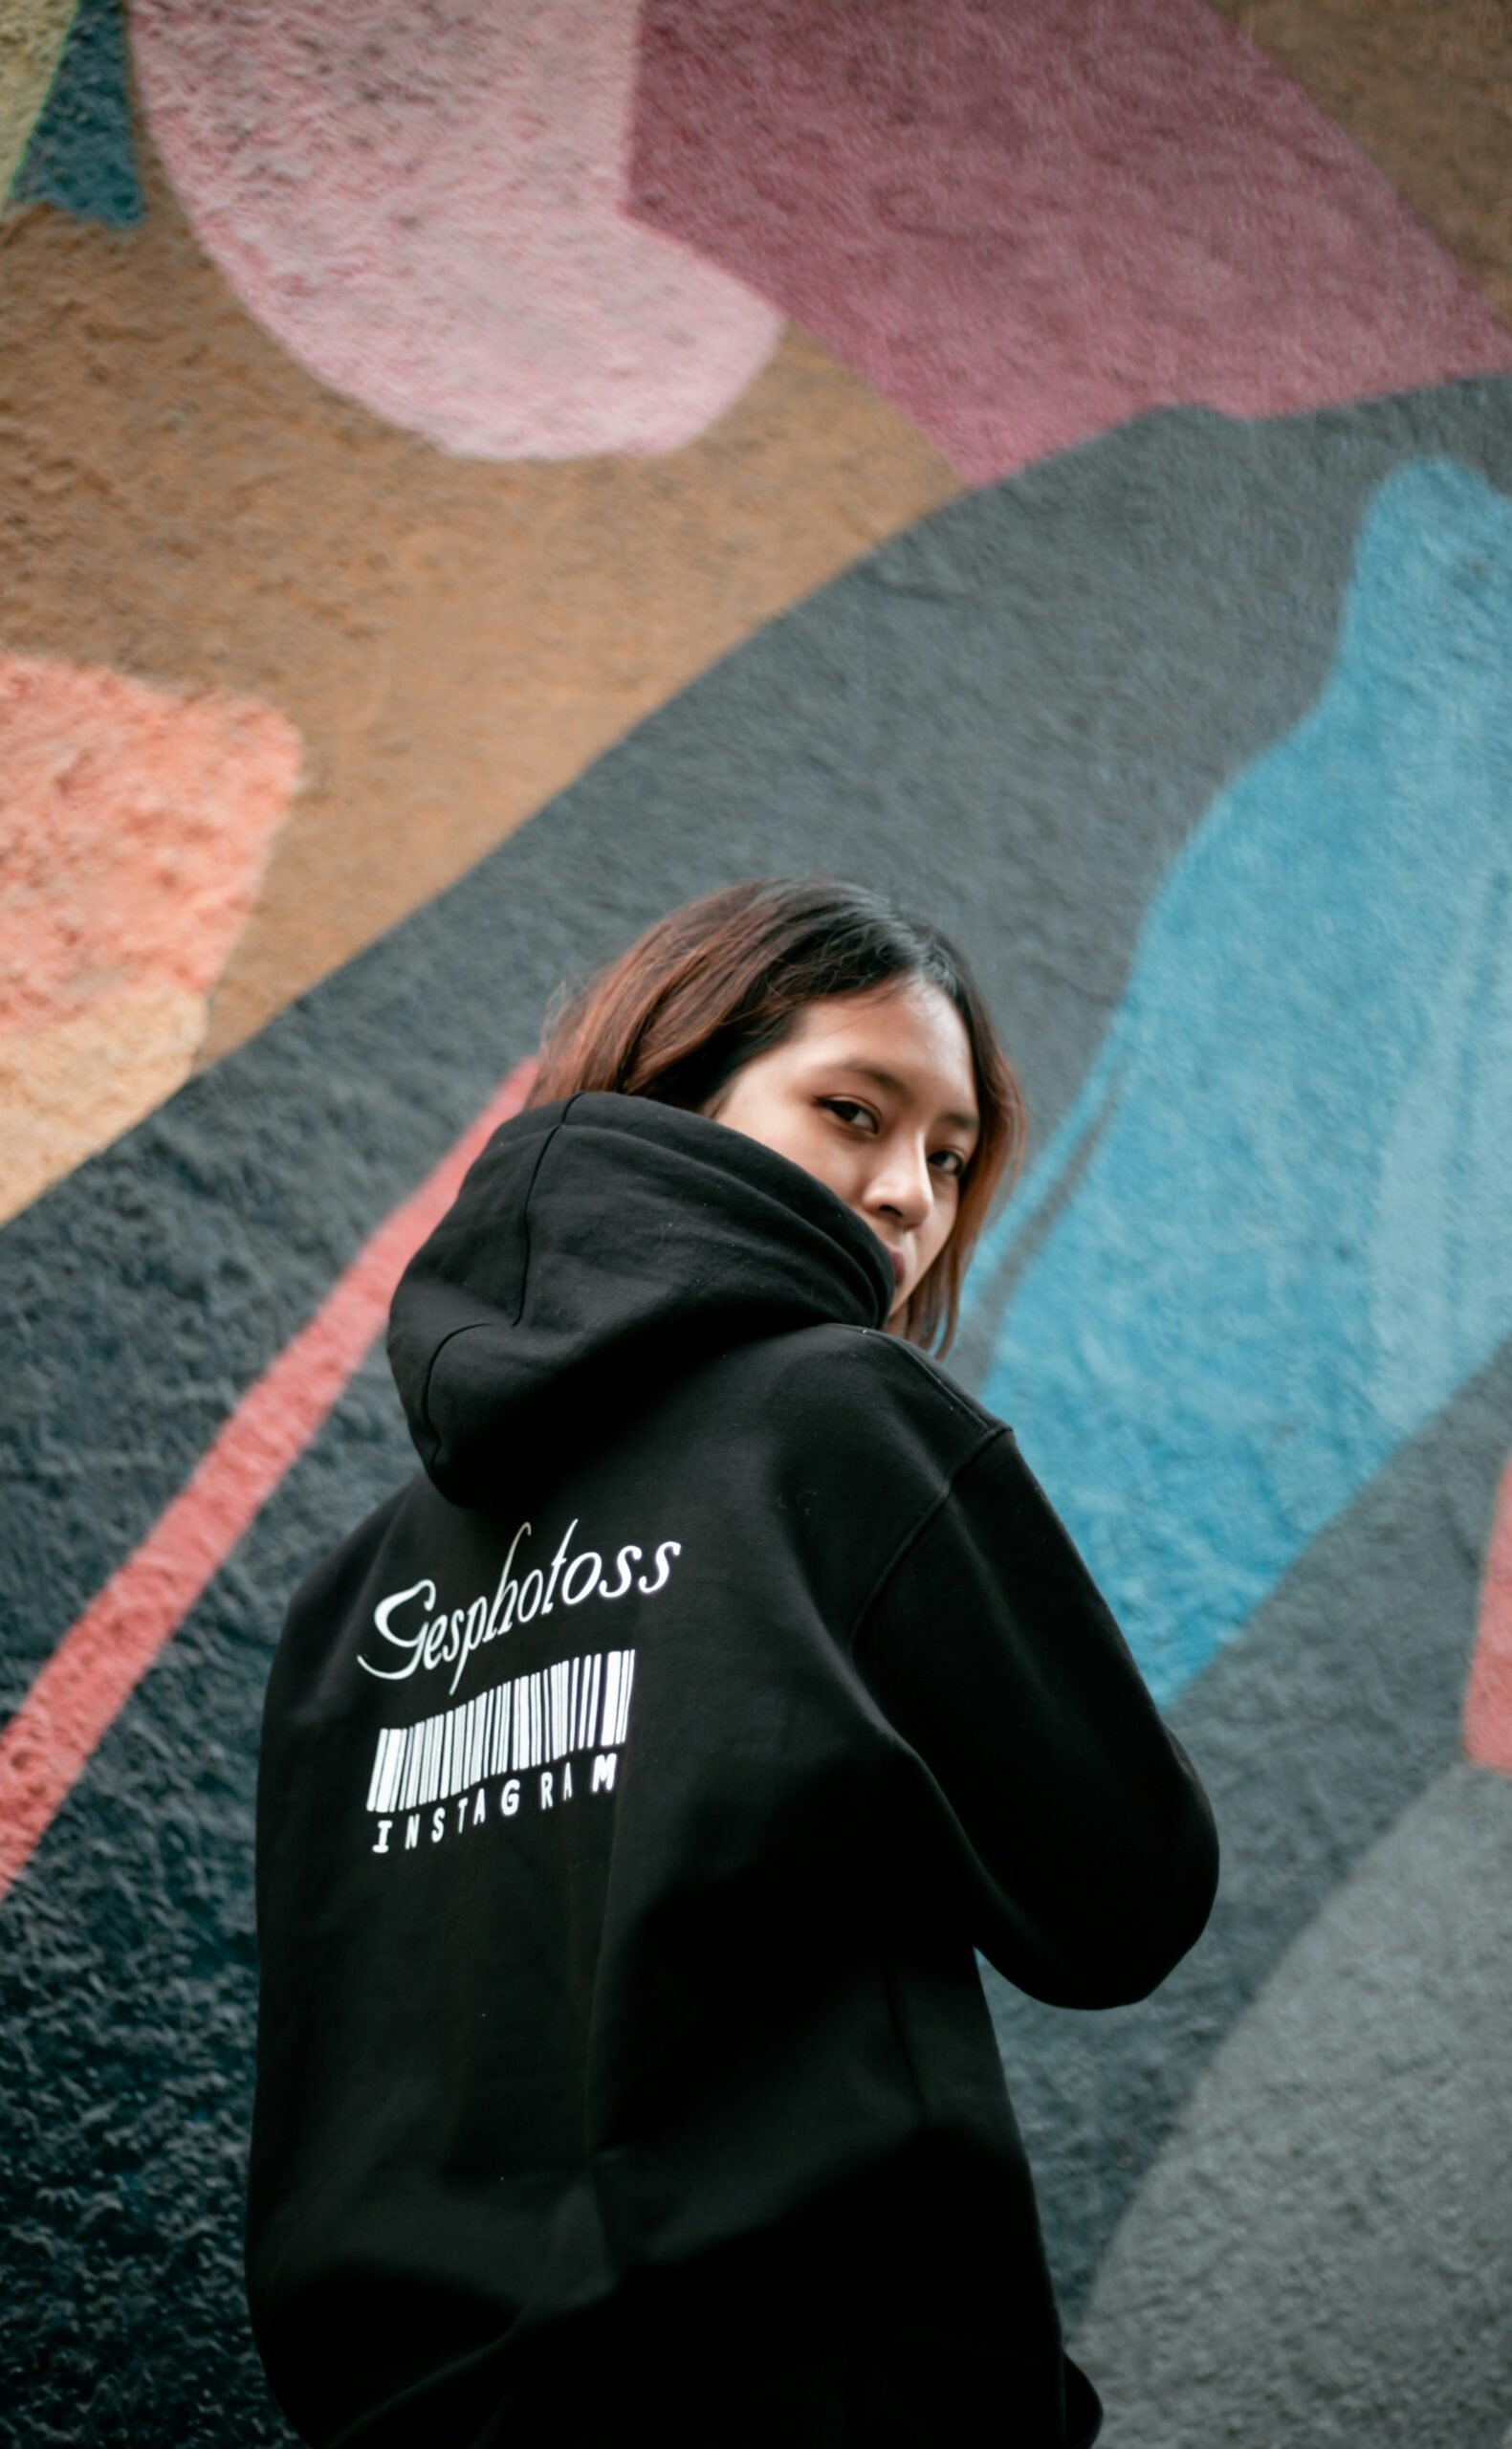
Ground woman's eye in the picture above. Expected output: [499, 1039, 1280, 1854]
[931, 1149, 967, 1178]
[822, 1097, 875, 1131]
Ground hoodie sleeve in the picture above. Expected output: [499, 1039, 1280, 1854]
[851, 1423, 1219, 2010]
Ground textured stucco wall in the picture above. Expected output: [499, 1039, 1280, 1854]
[2, 5, 1510, 2444]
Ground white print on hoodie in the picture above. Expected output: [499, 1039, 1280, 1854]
[363, 1643, 636, 1858]
[358, 1515, 682, 1697]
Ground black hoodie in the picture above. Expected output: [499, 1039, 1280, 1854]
[246, 1091, 1218, 2449]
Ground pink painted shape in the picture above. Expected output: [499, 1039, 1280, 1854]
[1464, 1456, 1512, 1776]
[0, 1058, 537, 1903]
[629, 0, 1512, 485]
[0, 655, 300, 1035]
[130, 0, 780, 461]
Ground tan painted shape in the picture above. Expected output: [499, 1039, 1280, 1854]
[1209, 0, 1512, 330]
[0, 0, 75, 200]
[0, 127, 960, 1073]
[0, 977, 203, 1223]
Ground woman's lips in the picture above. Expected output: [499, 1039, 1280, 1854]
[886, 1247, 907, 1290]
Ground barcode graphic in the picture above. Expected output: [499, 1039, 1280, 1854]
[364, 1649, 635, 1815]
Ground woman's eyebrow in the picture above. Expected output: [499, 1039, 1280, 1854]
[832, 1059, 979, 1137]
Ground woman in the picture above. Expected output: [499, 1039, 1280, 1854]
[246, 876, 1218, 2449]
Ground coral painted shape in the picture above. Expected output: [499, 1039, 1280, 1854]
[11, 0, 142, 227]
[630, 0, 1512, 484]
[0, 654, 301, 1218]
[965, 460, 1512, 1706]
[0, 0, 76, 201]
[129, 0, 781, 460]
[0, 1059, 536, 1903]
[1465, 1458, 1512, 1774]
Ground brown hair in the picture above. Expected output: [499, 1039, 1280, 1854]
[527, 877, 1027, 1357]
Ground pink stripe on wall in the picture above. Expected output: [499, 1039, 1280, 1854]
[1464, 1455, 1512, 1776]
[0, 1060, 537, 1903]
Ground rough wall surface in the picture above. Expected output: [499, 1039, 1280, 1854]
[1, 6, 1509, 2445]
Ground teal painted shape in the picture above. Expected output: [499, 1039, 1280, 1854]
[11, 0, 142, 229]
[968, 459, 1512, 1709]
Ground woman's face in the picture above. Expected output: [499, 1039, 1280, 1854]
[703, 976, 980, 1326]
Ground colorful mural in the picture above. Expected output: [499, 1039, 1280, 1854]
[1, 3, 1509, 2441]
[965, 457, 1512, 1707]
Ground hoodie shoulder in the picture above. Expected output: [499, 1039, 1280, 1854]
[753, 1322, 1005, 1477]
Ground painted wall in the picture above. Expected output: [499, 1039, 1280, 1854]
[2, 5, 1510, 2442]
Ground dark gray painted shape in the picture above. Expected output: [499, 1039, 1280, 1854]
[5, 380, 1511, 1688]
[1071, 1763, 1512, 2449]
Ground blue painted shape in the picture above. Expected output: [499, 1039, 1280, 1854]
[966, 459, 1512, 1709]
[11, 0, 142, 229]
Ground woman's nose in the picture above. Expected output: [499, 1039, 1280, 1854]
[870, 1143, 933, 1224]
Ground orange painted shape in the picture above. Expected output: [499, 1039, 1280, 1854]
[1464, 1454, 1512, 1775]
[0, 653, 301, 1034]
[0, 1057, 537, 1903]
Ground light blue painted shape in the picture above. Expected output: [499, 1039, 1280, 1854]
[966, 459, 1512, 1708]
[11, 0, 142, 229]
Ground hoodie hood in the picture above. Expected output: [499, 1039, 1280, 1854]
[387, 1090, 894, 1506]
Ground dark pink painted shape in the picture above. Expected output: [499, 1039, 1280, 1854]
[629, 0, 1512, 484]
[1465, 1457, 1512, 1776]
